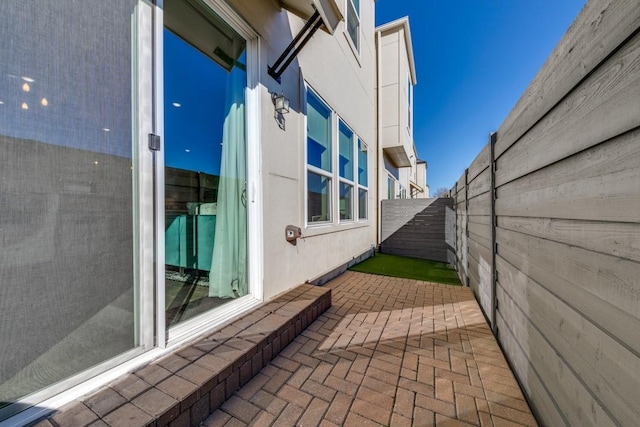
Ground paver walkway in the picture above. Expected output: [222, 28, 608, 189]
[200, 271, 538, 426]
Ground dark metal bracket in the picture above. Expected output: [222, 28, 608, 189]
[268, 9, 323, 83]
[148, 133, 161, 151]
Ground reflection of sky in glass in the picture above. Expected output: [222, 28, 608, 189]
[0, 1, 136, 158]
[308, 172, 329, 194]
[338, 121, 353, 180]
[358, 140, 368, 187]
[307, 92, 332, 171]
[164, 29, 236, 176]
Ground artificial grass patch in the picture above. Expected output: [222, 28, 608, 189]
[349, 253, 462, 285]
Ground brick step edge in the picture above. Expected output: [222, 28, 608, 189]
[33, 285, 332, 427]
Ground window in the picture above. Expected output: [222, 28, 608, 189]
[346, 0, 360, 51]
[358, 139, 368, 219]
[306, 87, 368, 226]
[339, 182, 353, 220]
[338, 120, 354, 220]
[306, 90, 332, 223]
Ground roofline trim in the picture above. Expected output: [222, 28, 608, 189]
[375, 16, 417, 84]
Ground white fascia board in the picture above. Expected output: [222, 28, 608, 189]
[280, 0, 344, 34]
[313, 0, 343, 34]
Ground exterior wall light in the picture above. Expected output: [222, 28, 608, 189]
[272, 92, 290, 114]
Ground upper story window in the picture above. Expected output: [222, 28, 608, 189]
[346, 0, 360, 51]
[400, 186, 407, 199]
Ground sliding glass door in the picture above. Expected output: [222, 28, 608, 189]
[0, 0, 141, 419]
[0, 0, 258, 421]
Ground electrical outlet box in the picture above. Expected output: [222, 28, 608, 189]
[285, 225, 302, 245]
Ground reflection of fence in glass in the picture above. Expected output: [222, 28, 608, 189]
[165, 167, 219, 272]
[0, 135, 135, 409]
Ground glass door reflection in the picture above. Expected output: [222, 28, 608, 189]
[163, 0, 247, 327]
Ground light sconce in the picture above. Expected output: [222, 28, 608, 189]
[271, 92, 290, 114]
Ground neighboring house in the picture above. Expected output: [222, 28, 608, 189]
[0, 0, 421, 423]
[375, 17, 426, 203]
[415, 159, 429, 198]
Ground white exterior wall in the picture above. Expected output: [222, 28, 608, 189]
[375, 18, 426, 202]
[416, 161, 428, 198]
[398, 167, 409, 198]
[379, 31, 400, 147]
[377, 24, 414, 165]
[227, 0, 377, 299]
[398, 28, 413, 153]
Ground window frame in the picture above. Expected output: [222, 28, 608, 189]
[345, 0, 360, 54]
[161, 0, 264, 346]
[307, 168, 333, 224]
[305, 87, 334, 225]
[338, 118, 356, 223]
[304, 85, 369, 228]
[357, 138, 368, 220]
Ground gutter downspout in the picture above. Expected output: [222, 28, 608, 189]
[376, 30, 382, 249]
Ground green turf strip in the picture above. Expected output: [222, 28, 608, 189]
[349, 253, 462, 286]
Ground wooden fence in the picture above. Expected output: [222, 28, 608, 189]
[451, 1, 640, 425]
[380, 198, 454, 263]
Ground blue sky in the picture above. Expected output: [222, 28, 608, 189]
[375, 0, 587, 193]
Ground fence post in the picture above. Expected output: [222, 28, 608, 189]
[490, 131, 498, 335]
[464, 168, 469, 287]
[454, 181, 458, 269]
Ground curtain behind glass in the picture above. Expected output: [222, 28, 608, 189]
[209, 66, 247, 298]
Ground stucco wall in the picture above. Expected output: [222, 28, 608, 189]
[227, 0, 377, 299]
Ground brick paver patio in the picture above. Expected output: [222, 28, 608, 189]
[201, 271, 537, 426]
